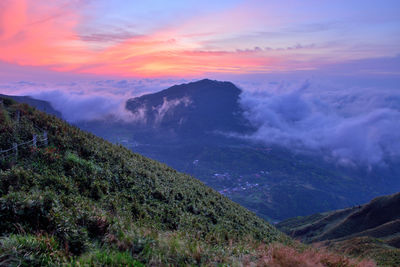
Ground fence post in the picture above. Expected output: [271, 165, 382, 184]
[16, 110, 20, 123]
[33, 135, 37, 148]
[43, 131, 48, 146]
[13, 143, 18, 160]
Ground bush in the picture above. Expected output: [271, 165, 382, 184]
[0, 191, 55, 234]
[0, 234, 66, 267]
[74, 249, 144, 266]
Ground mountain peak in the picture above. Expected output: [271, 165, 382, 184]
[191, 78, 233, 86]
[125, 79, 252, 139]
[162, 79, 240, 95]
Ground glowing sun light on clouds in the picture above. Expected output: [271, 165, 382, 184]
[0, 0, 91, 67]
[0, 0, 398, 78]
[0, 0, 280, 77]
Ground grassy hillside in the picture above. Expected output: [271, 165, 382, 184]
[277, 192, 400, 266]
[0, 97, 374, 266]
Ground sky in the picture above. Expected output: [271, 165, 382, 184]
[0, 0, 399, 78]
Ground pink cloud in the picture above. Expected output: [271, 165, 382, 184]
[1, 0, 395, 78]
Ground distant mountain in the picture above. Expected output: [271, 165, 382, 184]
[125, 79, 254, 141]
[0, 94, 62, 118]
[277, 192, 400, 244]
[277, 192, 400, 266]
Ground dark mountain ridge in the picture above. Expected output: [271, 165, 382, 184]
[277, 192, 400, 244]
[277, 192, 400, 266]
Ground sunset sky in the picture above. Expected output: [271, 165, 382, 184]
[1, 0, 399, 79]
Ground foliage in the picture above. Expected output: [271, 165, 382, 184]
[327, 237, 400, 267]
[277, 193, 400, 266]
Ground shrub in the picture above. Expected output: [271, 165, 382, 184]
[0, 234, 66, 266]
[74, 249, 144, 266]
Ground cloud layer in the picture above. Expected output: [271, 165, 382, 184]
[0, 79, 188, 122]
[2, 73, 399, 166]
[239, 80, 400, 166]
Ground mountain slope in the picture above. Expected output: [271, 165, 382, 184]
[0, 94, 62, 118]
[277, 192, 400, 266]
[277, 192, 400, 244]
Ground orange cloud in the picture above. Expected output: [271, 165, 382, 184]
[0, 0, 27, 40]
[0, 0, 285, 77]
[0, 0, 92, 67]
[81, 38, 281, 77]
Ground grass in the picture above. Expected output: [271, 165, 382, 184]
[277, 193, 400, 266]
[327, 237, 400, 267]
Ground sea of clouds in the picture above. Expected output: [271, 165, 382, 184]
[1, 75, 399, 166]
[237, 78, 400, 166]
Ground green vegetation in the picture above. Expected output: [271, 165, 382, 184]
[277, 192, 400, 266]
[0, 98, 376, 266]
[327, 237, 400, 267]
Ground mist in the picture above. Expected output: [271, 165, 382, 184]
[2, 74, 399, 166]
[0, 79, 190, 122]
[239, 79, 400, 166]
[153, 97, 192, 125]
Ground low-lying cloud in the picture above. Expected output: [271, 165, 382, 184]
[239, 80, 400, 166]
[0, 79, 190, 122]
[153, 97, 192, 125]
[2, 76, 399, 166]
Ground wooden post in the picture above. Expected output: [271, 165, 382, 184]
[13, 143, 18, 160]
[43, 131, 48, 146]
[33, 135, 37, 148]
[16, 110, 20, 123]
